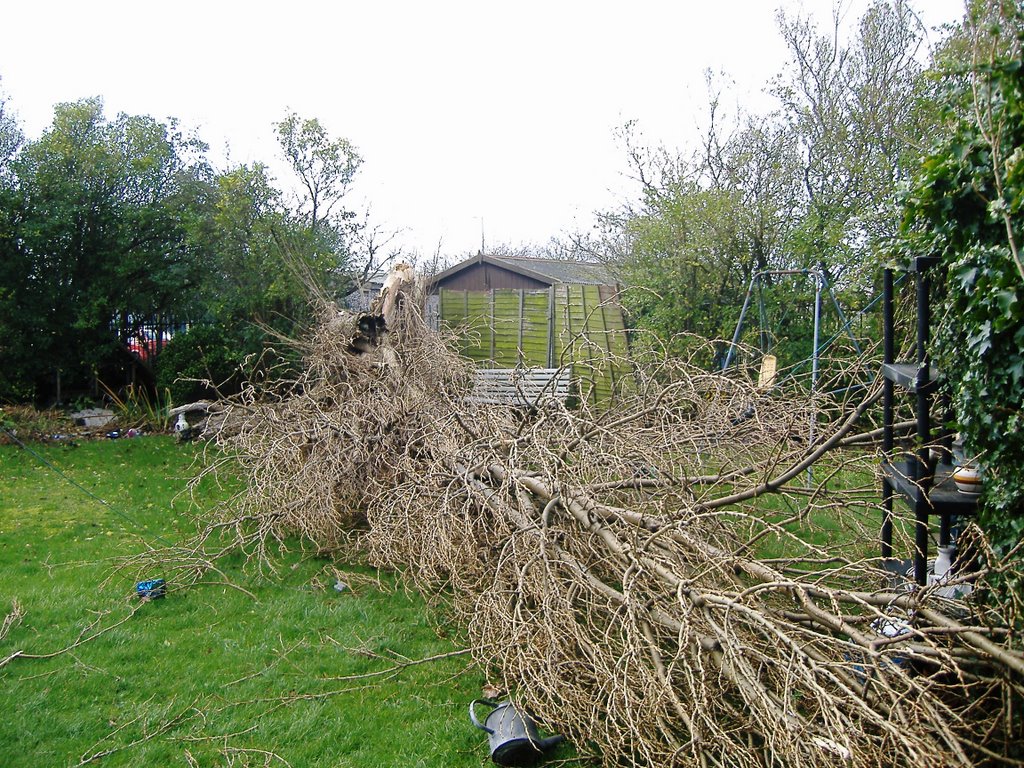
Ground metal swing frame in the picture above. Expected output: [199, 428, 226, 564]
[721, 268, 861, 454]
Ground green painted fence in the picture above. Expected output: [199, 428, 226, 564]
[438, 285, 630, 405]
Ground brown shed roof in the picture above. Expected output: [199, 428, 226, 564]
[432, 254, 619, 288]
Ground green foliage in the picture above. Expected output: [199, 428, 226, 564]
[607, 1, 937, 365]
[197, 164, 297, 318]
[98, 381, 174, 431]
[896, 3, 1024, 557]
[153, 116, 370, 403]
[774, 1, 939, 286]
[0, 84, 21, 178]
[618, 178, 841, 372]
[274, 111, 362, 237]
[0, 98, 212, 401]
[620, 185, 758, 361]
[155, 322, 263, 404]
[0, 95, 32, 402]
[271, 112, 363, 303]
[0, 97, 367, 404]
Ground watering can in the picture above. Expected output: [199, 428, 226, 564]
[470, 699, 565, 766]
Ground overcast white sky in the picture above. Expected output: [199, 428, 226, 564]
[1, 1, 966, 261]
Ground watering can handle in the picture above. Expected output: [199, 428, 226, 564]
[469, 699, 496, 734]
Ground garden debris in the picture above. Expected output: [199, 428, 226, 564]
[168, 400, 233, 441]
[135, 579, 166, 600]
[194, 266, 1023, 768]
[71, 408, 115, 428]
[1, 600, 24, 642]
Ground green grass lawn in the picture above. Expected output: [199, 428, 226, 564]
[0, 436, 496, 767]
[722, 451, 885, 563]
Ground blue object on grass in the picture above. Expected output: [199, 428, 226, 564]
[136, 579, 166, 599]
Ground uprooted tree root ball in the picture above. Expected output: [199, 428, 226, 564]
[198, 272, 1023, 768]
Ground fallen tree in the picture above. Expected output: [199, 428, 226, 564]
[199, 268, 1023, 768]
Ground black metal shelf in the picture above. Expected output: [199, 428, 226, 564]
[905, 255, 941, 273]
[881, 362, 940, 392]
[881, 460, 980, 516]
[881, 259, 968, 586]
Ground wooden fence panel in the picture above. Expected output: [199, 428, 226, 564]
[521, 290, 552, 368]
[440, 285, 630, 407]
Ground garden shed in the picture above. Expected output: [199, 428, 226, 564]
[429, 254, 629, 405]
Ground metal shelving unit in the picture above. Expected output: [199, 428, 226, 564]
[880, 256, 977, 585]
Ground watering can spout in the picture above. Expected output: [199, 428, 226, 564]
[534, 734, 565, 753]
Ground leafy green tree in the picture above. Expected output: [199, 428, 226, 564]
[0, 82, 21, 181]
[199, 163, 294, 319]
[705, 118, 803, 279]
[0, 86, 28, 398]
[256, 111, 374, 319]
[151, 163, 278, 402]
[274, 111, 362, 288]
[611, 83, 827, 368]
[620, 180, 759, 360]
[896, 0, 1024, 557]
[157, 114, 368, 402]
[275, 112, 361, 235]
[156, 162, 308, 402]
[0, 95, 373, 404]
[774, 1, 939, 289]
[604, 1, 940, 371]
[0, 97, 212, 400]
[154, 322, 259, 405]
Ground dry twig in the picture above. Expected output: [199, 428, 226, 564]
[194, 269, 1024, 768]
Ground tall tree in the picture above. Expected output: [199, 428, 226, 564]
[603, 1, 945, 368]
[0, 85, 28, 398]
[274, 112, 365, 296]
[774, 0, 936, 288]
[611, 97, 806, 362]
[0, 82, 21, 181]
[155, 115, 371, 404]
[699, 104, 804, 280]
[1, 97, 211, 400]
[275, 112, 361, 237]
[618, 155, 762, 359]
[200, 162, 292, 321]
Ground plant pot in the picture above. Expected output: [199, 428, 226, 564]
[951, 464, 982, 495]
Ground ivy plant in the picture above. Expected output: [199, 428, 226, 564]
[896, 5, 1024, 560]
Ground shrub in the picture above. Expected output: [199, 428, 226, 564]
[155, 323, 256, 404]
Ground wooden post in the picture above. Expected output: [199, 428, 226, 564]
[489, 289, 496, 364]
[598, 291, 616, 397]
[517, 289, 525, 366]
[576, 284, 594, 404]
[547, 286, 555, 368]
